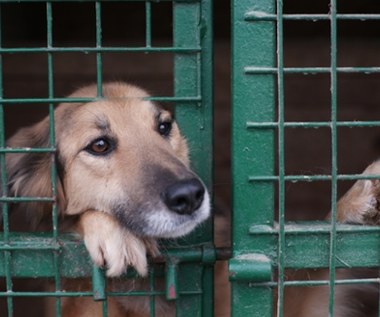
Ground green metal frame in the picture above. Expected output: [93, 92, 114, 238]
[231, 1, 380, 316]
[0, 1, 213, 316]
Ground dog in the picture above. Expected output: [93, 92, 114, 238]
[4, 82, 211, 316]
[283, 161, 380, 317]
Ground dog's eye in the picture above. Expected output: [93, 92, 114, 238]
[158, 121, 172, 137]
[86, 138, 113, 155]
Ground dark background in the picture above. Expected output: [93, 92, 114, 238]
[1, 1, 380, 316]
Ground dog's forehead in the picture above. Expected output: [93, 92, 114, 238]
[74, 98, 160, 129]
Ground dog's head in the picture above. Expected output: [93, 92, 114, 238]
[6, 82, 210, 238]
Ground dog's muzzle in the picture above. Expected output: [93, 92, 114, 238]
[161, 178, 205, 215]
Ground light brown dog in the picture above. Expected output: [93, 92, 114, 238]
[284, 161, 380, 317]
[5, 82, 210, 316]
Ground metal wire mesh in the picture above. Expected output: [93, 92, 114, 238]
[0, 1, 213, 316]
[231, 1, 380, 316]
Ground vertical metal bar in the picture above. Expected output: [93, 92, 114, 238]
[328, 0, 338, 316]
[378, 273, 380, 317]
[102, 301, 108, 317]
[0, 5, 13, 316]
[200, 1, 214, 314]
[145, 1, 152, 48]
[95, 1, 103, 97]
[231, 0, 276, 315]
[46, 3, 61, 316]
[91, 266, 107, 316]
[276, 0, 285, 316]
[92, 265, 106, 301]
[174, 1, 213, 315]
[149, 269, 156, 317]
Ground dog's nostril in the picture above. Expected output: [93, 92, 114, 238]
[162, 178, 205, 215]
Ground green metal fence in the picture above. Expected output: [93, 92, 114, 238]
[231, 0, 380, 316]
[0, 1, 213, 316]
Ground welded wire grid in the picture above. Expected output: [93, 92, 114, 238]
[232, 1, 380, 317]
[274, 2, 380, 316]
[0, 1, 213, 317]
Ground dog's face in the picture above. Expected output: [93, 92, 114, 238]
[7, 83, 210, 238]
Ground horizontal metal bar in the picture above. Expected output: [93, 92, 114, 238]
[250, 278, 380, 288]
[109, 290, 201, 297]
[0, 234, 218, 278]
[0, 197, 55, 203]
[0, 147, 55, 153]
[245, 222, 380, 269]
[1, 0, 199, 2]
[244, 12, 380, 21]
[0, 96, 201, 104]
[0, 46, 201, 54]
[0, 290, 201, 298]
[248, 174, 380, 183]
[244, 66, 380, 75]
[284, 278, 380, 287]
[246, 121, 380, 129]
[250, 223, 380, 235]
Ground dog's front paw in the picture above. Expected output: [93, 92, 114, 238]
[337, 161, 380, 225]
[77, 211, 155, 277]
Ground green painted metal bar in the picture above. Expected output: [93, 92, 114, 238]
[0, 96, 201, 104]
[102, 300, 108, 317]
[149, 270, 156, 317]
[92, 266, 107, 301]
[0, 233, 219, 277]
[245, 66, 380, 74]
[165, 260, 179, 300]
[0, 148, 56, 153]
[250, 278, 380, 288]
[0, 0, 199, 2]
[95, 1, 103, 97]
[0, 289, 202, 297]
[328, 1, 338, 315]
[0, 47, 201, 53]
[0, 3, 13, 315]
[246, 222, 380, 269]
[244, 12, 380, 21]
[173, 1, 214, 315]
[246, 121, 380, 128]
[231, 0, 276, 316]
[0, 197, 55, 203]
[276, 0, 285, 315]
[46, 2, 62, 315]
[248, 173, 380, 182]
[145, 1, 152, 47]
[199, 2, 214, 316]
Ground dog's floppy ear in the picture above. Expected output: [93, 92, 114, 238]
[6, 117, 66, 227]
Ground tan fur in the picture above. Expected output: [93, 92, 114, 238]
[76, 211, 159, 277]
[283, 161, 380, 317]
[5, 82, 210, 317]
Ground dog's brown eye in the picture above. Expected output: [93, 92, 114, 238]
[86, 138, 114, 156]
[158, 122, 172, 137]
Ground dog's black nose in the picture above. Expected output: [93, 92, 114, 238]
[162, 179, 205, 215]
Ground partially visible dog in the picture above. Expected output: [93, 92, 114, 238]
[5, 82, 210, 316]
[284, 161, 380, 317]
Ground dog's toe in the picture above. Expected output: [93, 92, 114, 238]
[104, 231, 148, 277]
[79, 211, 149, 277]
[337, 162, 380, 224]
[83, 234, 106, 268]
